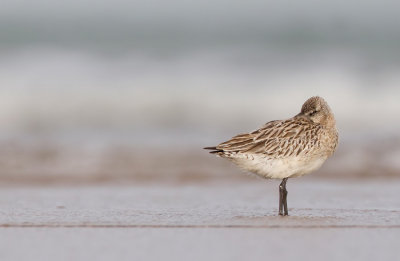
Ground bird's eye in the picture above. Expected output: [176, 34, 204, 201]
[309, 110, 317, 116]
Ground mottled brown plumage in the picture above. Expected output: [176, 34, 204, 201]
[204, 96, 338, 216]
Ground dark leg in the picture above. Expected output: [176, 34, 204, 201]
[279, 183, 283, 215]
[279, 178, 289, 216]
[282, 178, 288, 215]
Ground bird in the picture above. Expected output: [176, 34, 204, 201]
[204, 96, 338, 216]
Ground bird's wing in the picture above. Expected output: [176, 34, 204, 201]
[216, 117, 321, 158]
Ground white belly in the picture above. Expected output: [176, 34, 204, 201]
[230, 154, 328, 179]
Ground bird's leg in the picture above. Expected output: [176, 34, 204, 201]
[279, 178, 289, 216]
[282, 178, 288, 216]
[279, 182, 283, 215]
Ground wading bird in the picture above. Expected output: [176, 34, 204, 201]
[204, 96, 338, 216]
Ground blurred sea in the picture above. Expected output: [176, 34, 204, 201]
[1, 0, 400, 183]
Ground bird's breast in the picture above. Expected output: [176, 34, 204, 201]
[230, 154, 328, 179]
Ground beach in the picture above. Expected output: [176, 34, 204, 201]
[2, 0, 400, 259]
[1, 179, 399, 260]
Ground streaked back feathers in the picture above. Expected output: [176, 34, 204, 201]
[204, 96, 338, 160]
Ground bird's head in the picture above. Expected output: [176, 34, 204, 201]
[299, 96, 335, 127]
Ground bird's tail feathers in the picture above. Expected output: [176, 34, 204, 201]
[203, 146, 223, 154]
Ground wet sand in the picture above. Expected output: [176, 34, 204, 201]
[2, 143, 400, 185]
[0, 179, 399, 260]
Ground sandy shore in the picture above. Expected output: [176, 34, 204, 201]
[0, 180, 399, 260]
[1, 141, 400, 185]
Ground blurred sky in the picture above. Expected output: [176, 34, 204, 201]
[1, 0, 400, 147]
